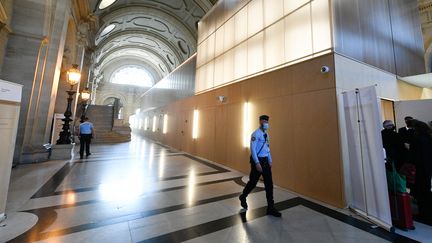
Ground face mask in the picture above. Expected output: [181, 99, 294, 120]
[262, 123, 269, 130]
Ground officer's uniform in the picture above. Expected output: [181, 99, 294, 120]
[79, 121, 93, 158]
[240, 116, 277, 214]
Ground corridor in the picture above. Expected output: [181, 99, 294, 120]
[1, 136, 411, 243]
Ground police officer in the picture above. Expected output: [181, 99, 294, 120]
[78, 117, 94, 159]
[239, 115, 281, 217]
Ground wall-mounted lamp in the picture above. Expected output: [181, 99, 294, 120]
[192, 109, 199, 139]
[163, 114, 168, 134]
[152, 116, 157, 132]
[243, 102, 251, 148]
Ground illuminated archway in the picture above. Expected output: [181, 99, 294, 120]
[110, 66, 153, 87]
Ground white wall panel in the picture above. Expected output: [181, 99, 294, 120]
[265, 19, 285, 69]
[200, 38, 208, 65]
[215, 26, 225, 57]
[196, 41, 205, 67]
[198, 21, 206, 44]
[206, 33, 216, 62]
[214, 2, 226, 29]
[285, 4, 313, 62]
[312, 0, 332, 53]
[247, 0, 263, 37]
[204, 61, 215, 91]
[284, 0, 309, 15]
[264, 0, 284, 28]
[235, 6, 248, 45]
[234, 41, 248, 80]
[223, 49, 235, 84]
[195, 66, 205, 93]
[224, 17, 235, 52]
[247, 31, 264, 75]
[214, 55, 225, 87]
[196, 0, 332, 93]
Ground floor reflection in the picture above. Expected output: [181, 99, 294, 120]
[4, 135, 414, 243]
[187, 168, 196, 206]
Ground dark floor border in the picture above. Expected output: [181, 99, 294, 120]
[30, 176, 244, 211]
[31, 152, 230, 199]
[10, 178, 263, 242]
[140, 197, 418, 243]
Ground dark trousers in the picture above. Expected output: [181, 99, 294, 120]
[79, 134, 92, 157]
[242, 157, 274, 208]
[415, 172, 432, 222]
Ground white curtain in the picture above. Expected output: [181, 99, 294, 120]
[343, 86, 392, 230]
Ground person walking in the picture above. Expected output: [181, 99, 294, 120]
[239, 115, 281, 217]
[78, 117, 94, 159]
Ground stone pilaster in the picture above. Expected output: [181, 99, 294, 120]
[0, 0, 71, 163]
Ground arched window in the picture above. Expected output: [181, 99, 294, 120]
[100, 24, 116, 37]
[99, 0, 117, 9]
[110, 66, 153, 87]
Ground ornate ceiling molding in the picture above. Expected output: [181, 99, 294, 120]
[95, 30, 184, 68]
[89, 0, 214, 88]
[96, 45, 172, 76]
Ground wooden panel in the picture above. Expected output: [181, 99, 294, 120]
[291, 89, 343, 206]
[380, 99, 395, 122]
[142, 54, 345, 208]
[195, 107, 216, 161]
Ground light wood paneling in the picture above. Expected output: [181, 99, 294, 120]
[143, 54, 345, 208]
[380, 99, 395, 122]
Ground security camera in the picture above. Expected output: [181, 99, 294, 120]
[321, 66, 331, 73]
[218, 96, 226, 103]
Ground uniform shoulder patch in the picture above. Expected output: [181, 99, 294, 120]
[251, 137, 256, 141]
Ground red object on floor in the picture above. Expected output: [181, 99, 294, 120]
[389, 192, 415, 230]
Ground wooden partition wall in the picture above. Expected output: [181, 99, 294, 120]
[140, 54, 345, 208]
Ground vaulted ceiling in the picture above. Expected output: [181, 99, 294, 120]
[89, 0, 215, 86]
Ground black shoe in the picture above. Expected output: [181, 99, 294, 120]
[80, 156, 83, 160]
[267, 208, 282, 217]
[86, 153, 91, 156]
[239, 194, 248, 210]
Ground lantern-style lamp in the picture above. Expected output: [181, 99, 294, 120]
[57, 64, 82, 144]
[66, 64, 81, 88]
[80, 87, 91, 101]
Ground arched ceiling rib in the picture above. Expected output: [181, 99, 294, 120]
[90, 0, 214, 87]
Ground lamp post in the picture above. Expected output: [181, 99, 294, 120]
[80, 88, 91, 123]
[57, 64, 81, 144]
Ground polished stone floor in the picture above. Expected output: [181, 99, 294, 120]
[0, 136, 418, 242]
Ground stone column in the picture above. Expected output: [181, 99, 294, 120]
[0, 0, 71, 163]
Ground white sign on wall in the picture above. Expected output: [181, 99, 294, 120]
[0, 80, 21, 223]
[0, 79, 22, 103]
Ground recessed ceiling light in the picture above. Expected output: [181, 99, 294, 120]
[100, 24, 116, 36]
[99, 0, 117, 10]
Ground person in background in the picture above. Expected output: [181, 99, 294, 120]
[239, 115, 281, 217]
[381, 120, 405, 170]
[398, 116, 415, 149]
[78, 117, 94, 159]
[410, 119, 432, 225]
